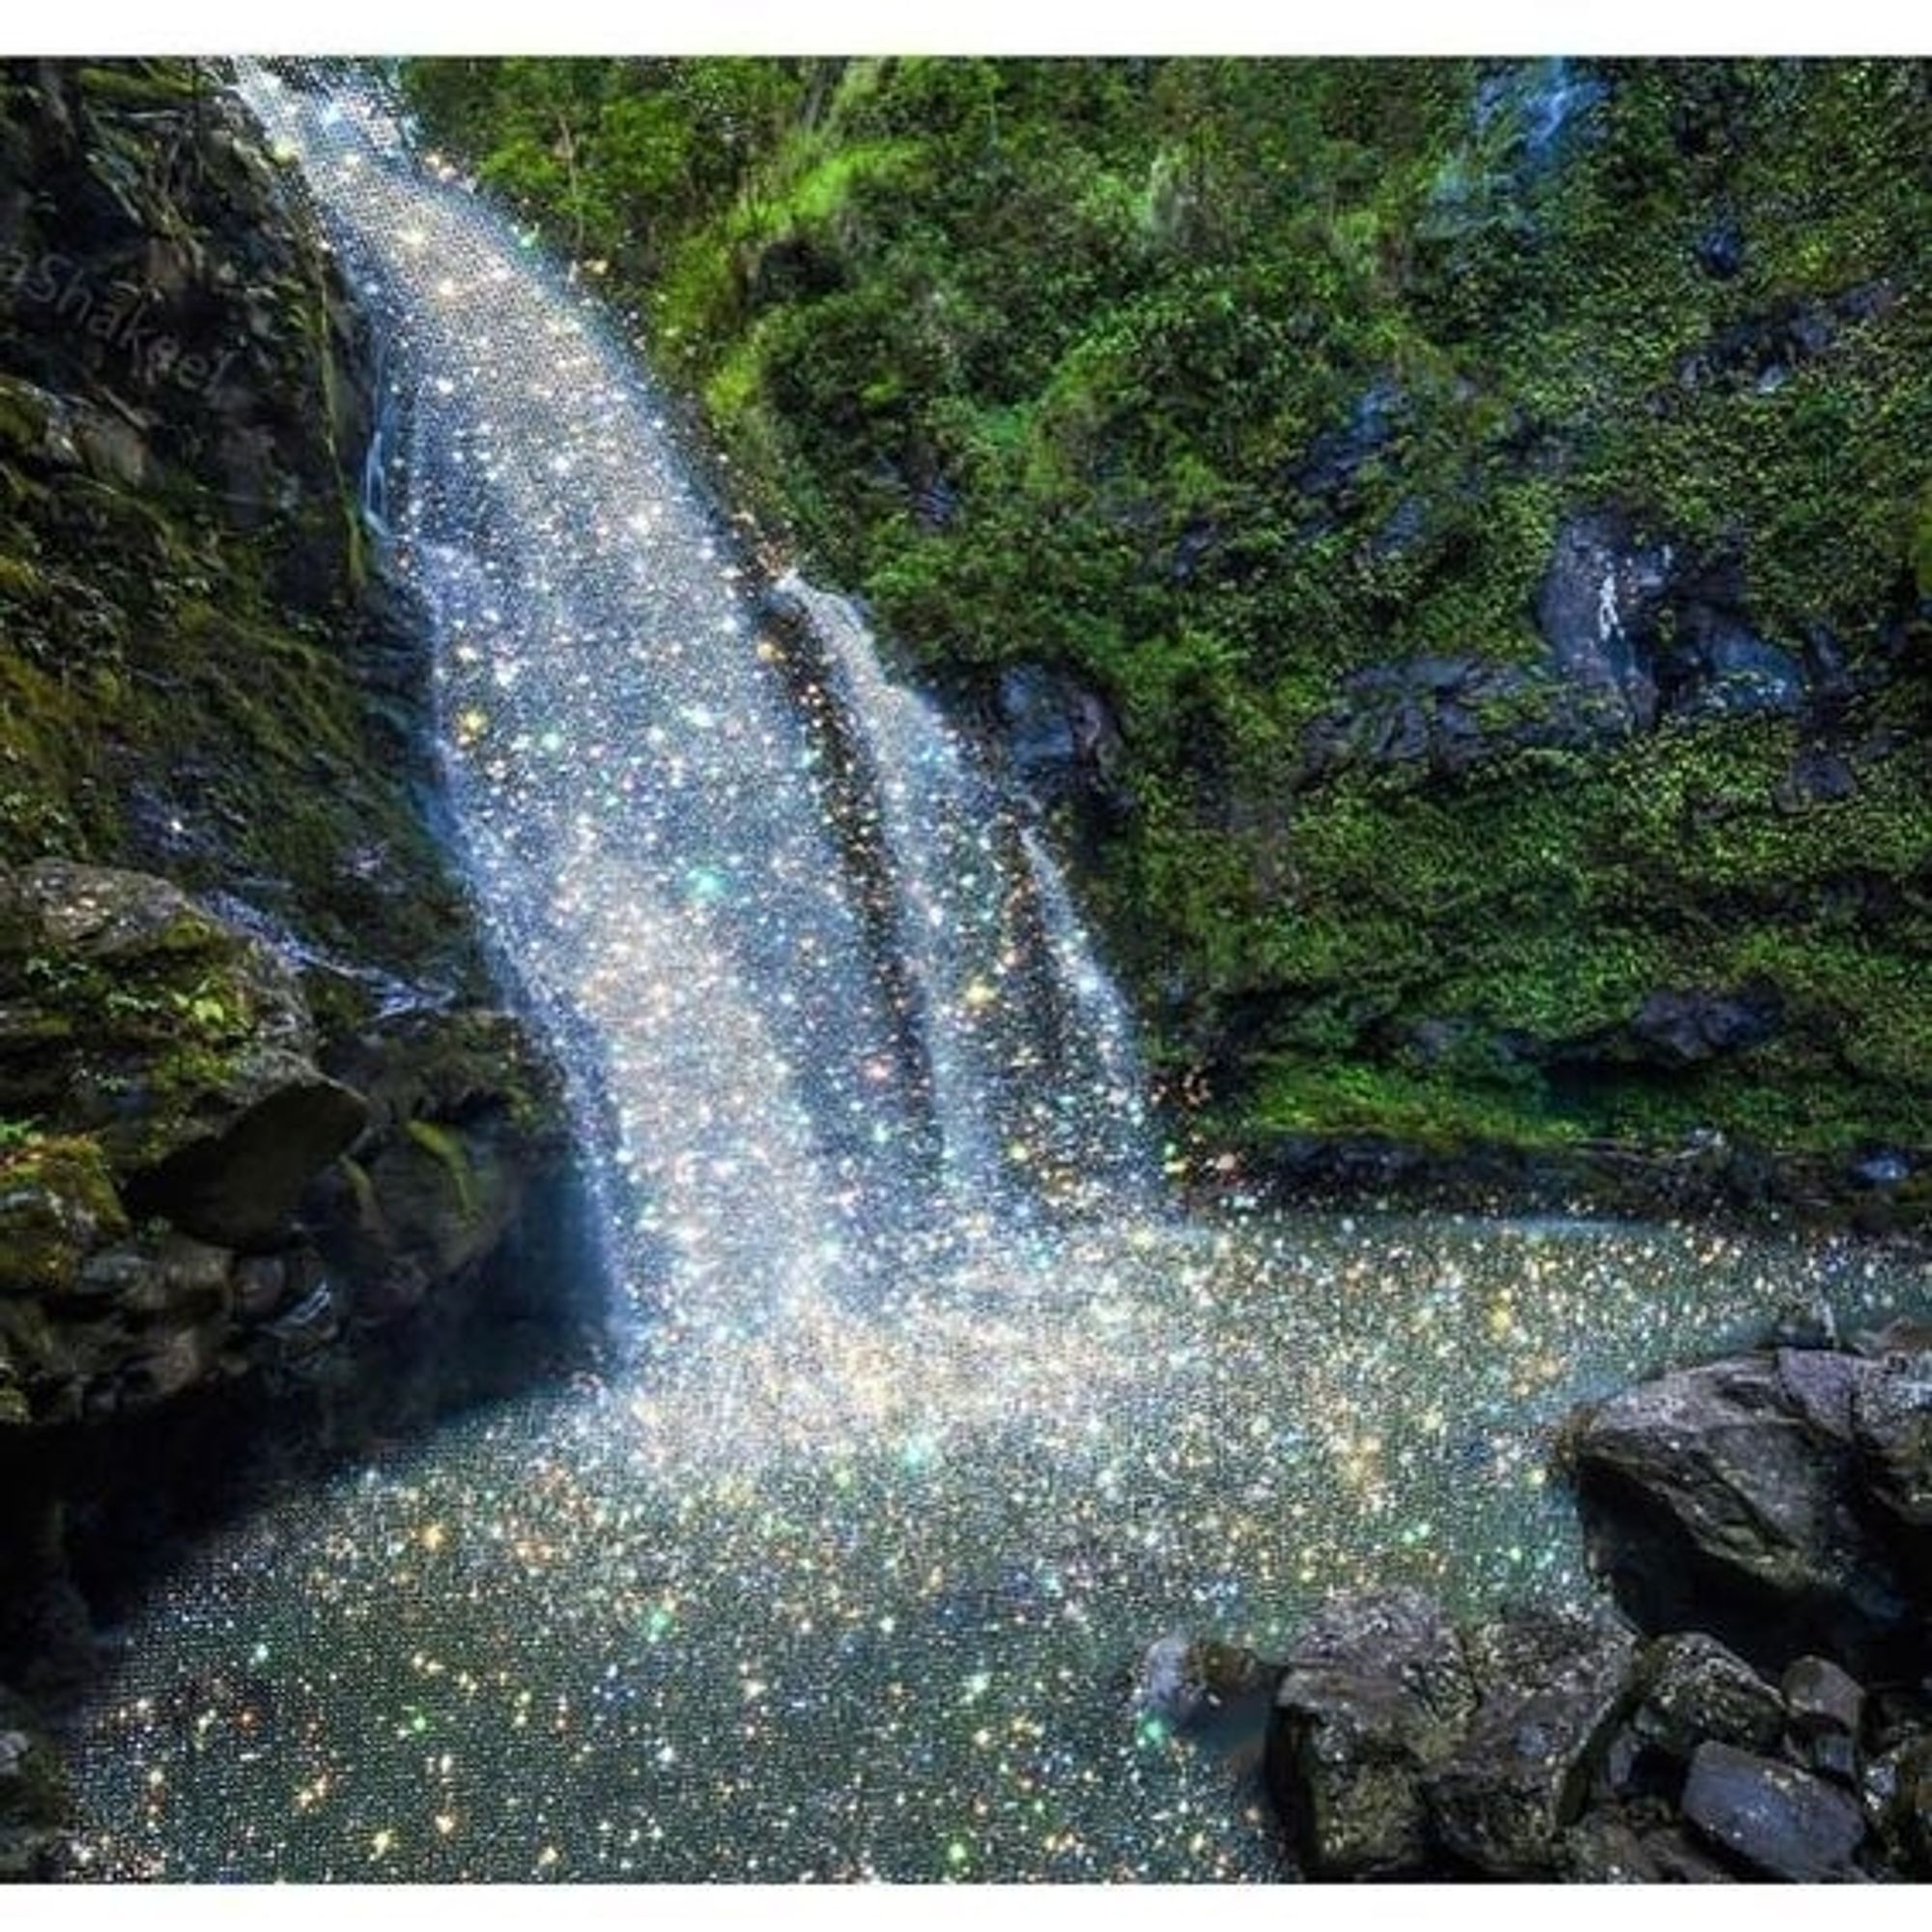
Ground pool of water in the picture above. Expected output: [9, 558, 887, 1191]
[67, 1209, 1928, 1881]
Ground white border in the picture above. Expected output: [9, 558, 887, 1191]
[2, 1, 1928, 56]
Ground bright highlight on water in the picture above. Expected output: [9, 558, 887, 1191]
[66, 66, 1932, 1882]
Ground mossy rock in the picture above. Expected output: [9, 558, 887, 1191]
[0, 860, 370, 1243]
[0, 1136, 128, 1297]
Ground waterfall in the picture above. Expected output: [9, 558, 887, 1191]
[237, 63, 1152, 1352]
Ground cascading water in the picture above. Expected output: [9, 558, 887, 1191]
[241, 66, 1148, 1361]
[64, 64, 1932, 1884]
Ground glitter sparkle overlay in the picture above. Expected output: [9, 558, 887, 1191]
[71, 1216, 1925, 1881]
[62, 69, 1932, 1884]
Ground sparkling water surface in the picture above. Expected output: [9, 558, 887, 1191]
[70, 1212, 1925, 1881]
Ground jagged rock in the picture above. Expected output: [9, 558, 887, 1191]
[1882, 1736, 1932, 1877]
[1660, 627, 1804, 720]
[1632, 1631, 1784, 1759]
[1566, 1350, 1923, 1676]
[1681, 1740, 1867, 1881]
[1558, 1811, 1662, 1881]
[994, 664, 1125, 814]
[1850, 1364, 1932, 1557]
[0, 1138, 128, 1298]
[309, 1007, 567, 1310]
[1774, 1345, 1866, 1440]
[1265, 1589, 1477, 1878]
[1425, 1606, 1637, 1876]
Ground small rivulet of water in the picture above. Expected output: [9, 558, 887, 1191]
[64, 64, 1932, 1883]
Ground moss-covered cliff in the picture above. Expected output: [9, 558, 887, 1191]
[404, 56, 1931, 1221]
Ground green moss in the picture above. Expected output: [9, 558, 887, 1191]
[404, 1117, 479, 1221]
[0, 1133, 129, 1294]
[1244, 1058, 1584, 1154]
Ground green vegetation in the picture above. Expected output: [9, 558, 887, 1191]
[404, 57, 1931, 1177]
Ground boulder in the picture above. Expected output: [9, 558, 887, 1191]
[1565, 1349, 1923, 1676]
[1425, 1606, 1637, 1876]
[1632, 1631, 1784, 1759]
[1681, 1740, 1867, 1881]
[309, 1007, 568, 1312]
[1850, 1363, 1932, 1558]
[1265, 1589, 1477, 1878]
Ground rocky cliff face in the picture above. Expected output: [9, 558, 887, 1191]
[0, 60, 597, 1858]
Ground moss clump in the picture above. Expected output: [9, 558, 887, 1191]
[0, 1134, 128, 1294]
[403, 1117, 479, 1222]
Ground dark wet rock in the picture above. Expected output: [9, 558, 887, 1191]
[131, 1075, 369, 1250]
[1769, 1293, 1840, 1350]
[1881, 1735, 1932, 1876]
[1774, 1345, 1866, 1441]
[1681, 1740, 1867, 1881]
[1849, 1364, 1932, 1558]
[1425, 1606, 1637, 1876]
[1566, 1349, 1925, 1677]
[0, 1690, 70, 1881]
[0, 860, 369, 1247]
[1265, 1589, 1477, 1878]
[1678, 280, 1899, 394]
[1850, 1150, 1914, 1191]
[1136, 1634, 1277, 1754]
[1288, 379, 1406, 526]
[1633, 1632, 1784, 1760]
[993, 664, 1125, 814]
[1694, 216, 1746, 279]
[1776, 746, 1857, 810]
[1783, 1655, 1865, 1749]
[0, 1138, 128, 1299]
[1623, 985, 1781, 1067]
[1535, 513, 1674, 732]
[310, 1006, 569, 1315]
[1660, 626, 1804, 721]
